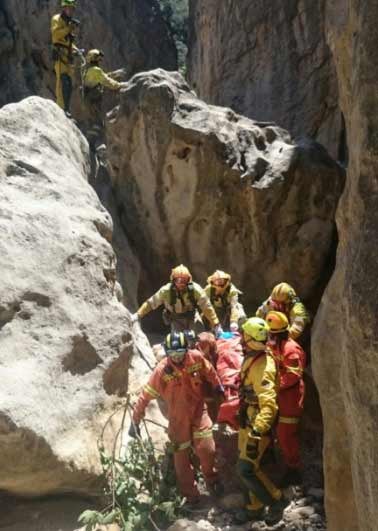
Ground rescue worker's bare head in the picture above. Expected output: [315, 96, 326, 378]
[61, 0, 76, 17]
[170, 264, 192, 293]
[164, 332, 188, 365]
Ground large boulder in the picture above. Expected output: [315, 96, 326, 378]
[106, 69, 344, 310]
[0, 0, 177, 108]
[312, 2, 378, 531]
[0, 96, 154, 496]
[187, 0, 342, 158]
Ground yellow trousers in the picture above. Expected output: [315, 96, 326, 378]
[238, 428, 282, 510]
[54, 60, 74, 111]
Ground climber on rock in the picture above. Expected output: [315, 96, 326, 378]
[204, 270, 246, 332]
[236, 317, 287, 525]
[266, 311, 306, 487]
[256, 282, 309, 340]
[51, 0, 81, 115]
[130, 331, 225, 504]
[133, 265, 223, 336]
[83, 49, 125, 149]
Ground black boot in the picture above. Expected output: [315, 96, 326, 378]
[265, 497, 289, 525]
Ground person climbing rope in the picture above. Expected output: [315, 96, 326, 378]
[204, 270, 246, 332]
[51, 0, 81, 115]
[235, 317, 287, 525]
[256, 282, 309, 340]
[133, 265, 222, 335]
[130, 331, 225, 505]
[266, 310, 306, 487]
[83, 49, 125, 149]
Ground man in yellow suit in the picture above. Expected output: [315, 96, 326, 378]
[51, 0, 80, 115]
[205, 270, 246, 332]
[256, 282, 309, 340]
[83, 49, 124, 147]
[236, 317, 287, 525]
[133, 265, 222, 335]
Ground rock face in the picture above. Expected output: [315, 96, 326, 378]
[0, 96, 153, 496]
[0, 0, 177, 108]
[106, 69, 344, 310]
[187, 0, 342, 159]
[312, 2, 378, 531]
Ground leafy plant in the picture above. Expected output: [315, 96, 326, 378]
[157, 0, 189, 70]
[79, 403, 183, 531]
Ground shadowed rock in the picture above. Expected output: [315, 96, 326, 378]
[107, 69, 345, 310]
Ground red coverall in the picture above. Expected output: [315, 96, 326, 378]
[133, 349, 222, 500]
[269, 338, 306, 469]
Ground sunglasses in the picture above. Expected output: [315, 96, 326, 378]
[213, 279, 227, 287]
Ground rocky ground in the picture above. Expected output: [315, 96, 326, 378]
[168, 484, 326, 531]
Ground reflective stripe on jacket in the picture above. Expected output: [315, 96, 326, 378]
[269, 338, 306, 416]
[132, 349, 222, 441]
[256, 297, 309, 339]
[205, 283, 243, 323]
[138, 282, 219, 327]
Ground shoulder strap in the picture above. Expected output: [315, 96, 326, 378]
[221, 285, 231, 306]
[187, 282, 198, 309]
[240, 351, 265, 386]
[170, 283, 177, 307]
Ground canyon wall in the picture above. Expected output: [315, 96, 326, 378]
[187, 0, 342, 159]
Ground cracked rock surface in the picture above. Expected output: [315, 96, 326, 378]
[0, 96, 153, 497]
[106, 69, 344, 309]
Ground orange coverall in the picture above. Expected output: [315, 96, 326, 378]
[269, 338, 306, 469]
[133, 349, 223, 500]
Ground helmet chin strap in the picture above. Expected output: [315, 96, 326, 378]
[245, 339, 266, 351]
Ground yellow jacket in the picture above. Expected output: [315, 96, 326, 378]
[240, 350, 278, 434]
[256, 298, 309, 339]
[138, 282, 219, 327]
[204, 283, 243, 323]
[51, 13, 77, 62]
[84, 66, 122, 90]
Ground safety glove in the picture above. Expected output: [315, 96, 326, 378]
[246, 429, 261, 460]
[230, 322, 239, 333]
[214, 323, 224, 338]
[128, 422, 141, 439]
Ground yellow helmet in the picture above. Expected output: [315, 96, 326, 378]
[265, 311, 289, 333]
[86, 49, 104, 64]
[242, 317, 269, 343]
[170, 264, 192, 282]
[208, 270, 231, 294]
[271, 282, 296, 303]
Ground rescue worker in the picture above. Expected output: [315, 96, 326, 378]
[51, 0, 80, 114]
[266, 311, 306, 486]
[133, 265, 222, 335]
[205, 270, 246, 332]
[83, 49, 124, 148]
[256, 282, 309, 340]
[131, 332, 225, 503]
[236, 317, 286, 525]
